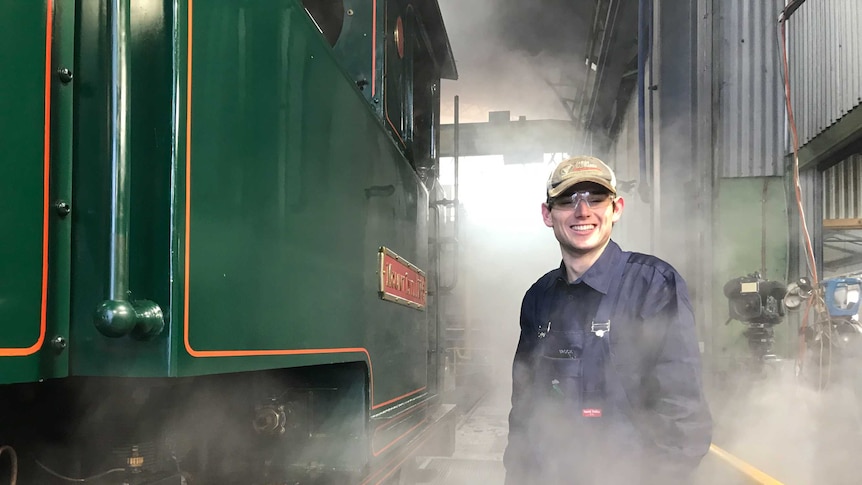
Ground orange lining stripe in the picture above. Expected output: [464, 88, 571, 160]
[1, 0, 52, 357]
[372, 416, 428, 457]
[381, 9, 406, 147]
[372, 400, 428, 455]
[371, 0, 377, 97]
[181, 0, 423, 411]
[370, 389, 426, 455]
[373, 386, 425, 409]
[385, 114, 406, 146]
[360, 419, 437, 485]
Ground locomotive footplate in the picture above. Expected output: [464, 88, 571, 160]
[364, 402, 457, 484]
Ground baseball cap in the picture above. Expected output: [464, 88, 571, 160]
[546, 155, 617, 198]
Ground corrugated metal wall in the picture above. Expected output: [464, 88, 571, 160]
[797, 166, 822, 278]
[823, 154, 862, 219]
[788, 0, 862, 147]
[611, 93, 641, 187]
[716, 0, 786, 177]
[608, 94, 654, 256]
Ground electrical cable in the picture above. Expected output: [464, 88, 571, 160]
[0, 446, 17, 485]
[827, 322, 834, 388]
[777, 10, 838, 389]
[778, 17, 818, 287]
[796, 295, 813, 377]
[34, 459, 124, 483]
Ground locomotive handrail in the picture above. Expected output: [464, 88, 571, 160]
[93, 0, 164, 340]
[433, 95, 460, 293]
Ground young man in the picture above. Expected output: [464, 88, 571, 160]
[504, 156, 712, 485]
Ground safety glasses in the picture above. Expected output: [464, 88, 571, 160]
[551, 191, 614, 210]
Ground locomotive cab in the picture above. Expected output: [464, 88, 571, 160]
[0, 0, 457, 483]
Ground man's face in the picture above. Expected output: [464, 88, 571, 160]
[541, 182, 624, 257]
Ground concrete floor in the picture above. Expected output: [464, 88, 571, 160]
[413, 362, 862, 485]
[415, 380, 510, 484]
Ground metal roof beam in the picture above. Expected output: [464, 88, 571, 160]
[439, 119, 601, 159]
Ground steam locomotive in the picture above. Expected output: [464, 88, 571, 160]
[1, 0, 457, 483]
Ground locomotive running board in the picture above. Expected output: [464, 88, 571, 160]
[361, 401, 457, 485]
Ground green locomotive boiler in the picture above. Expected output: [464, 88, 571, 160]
[0, 0, 458, 483]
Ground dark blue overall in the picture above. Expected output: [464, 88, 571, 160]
[532, 252, 643, 484]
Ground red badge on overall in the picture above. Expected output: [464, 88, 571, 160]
[582, 408, 603, 418]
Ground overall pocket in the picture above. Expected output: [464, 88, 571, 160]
[538, 356, 583, 405]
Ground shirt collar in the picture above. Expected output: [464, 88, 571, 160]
[548, 240, 623, 294]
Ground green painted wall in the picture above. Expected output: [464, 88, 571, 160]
[710, 177, 791, 374]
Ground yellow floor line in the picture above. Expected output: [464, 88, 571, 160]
[709, 443, 786, 485]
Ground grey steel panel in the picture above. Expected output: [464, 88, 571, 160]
[788, 0, 862, 148]
[717, 0, 785, 177]
[840, 1, 854, 115]
[798, 167, 821, 279]
[608, 95, 657, 258]
[854, 0, 862, 115]
[437, 119, 580, 158]
[823, 154, 862, 220]
[612, 94, 640, 181]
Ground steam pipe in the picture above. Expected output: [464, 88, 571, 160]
[637, 0, 652, 203]
[440, 95, 460, 292]
[578, 0, 605, 124]
[453, 95, 459, 243]
[435, 96, 460, 292]
[430, 200, 442, 392]
[448, 95, 459, 291]
[584, 0, 622, 134]
[780, 0, 807, 21]
[93, 0, 164, 340]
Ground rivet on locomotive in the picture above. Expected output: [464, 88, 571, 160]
[0, 0, 458, 483]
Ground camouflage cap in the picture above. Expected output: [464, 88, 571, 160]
[546, 155, 617, 198]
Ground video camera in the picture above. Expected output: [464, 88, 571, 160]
[723, 272, 787, 326]
[723, 273, 788, 366]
